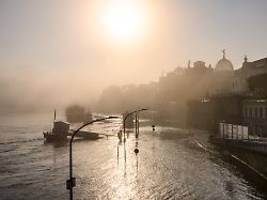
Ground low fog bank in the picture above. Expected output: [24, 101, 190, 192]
[94, 65, 220, 126]
[1, 63, 218, 123]
[0, 63, 160, 116]
[0, 66, 99, 115]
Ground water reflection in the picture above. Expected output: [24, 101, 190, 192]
[0, 114, 266, 199]
[73, 125, 266, 200]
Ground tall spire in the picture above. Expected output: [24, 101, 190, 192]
[54, 109, 57, 121]
[222, 49, 226, 59]
[244, 55, 248, 63]
[187, 60, 191, 69]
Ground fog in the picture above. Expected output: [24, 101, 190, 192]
[0, 62, 161, 114]
[1, 0, 267, 115]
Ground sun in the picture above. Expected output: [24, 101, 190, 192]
[102, 2, 144, 41]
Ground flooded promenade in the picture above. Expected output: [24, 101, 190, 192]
[0, 113, 266, 200]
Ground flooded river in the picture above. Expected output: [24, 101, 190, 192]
[0, 113, 266, 200]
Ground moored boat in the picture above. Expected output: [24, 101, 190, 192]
[44, 120, 70, 143]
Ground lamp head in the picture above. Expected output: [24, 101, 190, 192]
[140, 108, 148, 111]
[108, 116, 119, 119]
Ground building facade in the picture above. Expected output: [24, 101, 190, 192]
[233, 57, 267, 94]
[187, 95, 243, 131]
[242, 99, 267, 137]
[186, 51, 267, 137]
[210, 50, 235, 95]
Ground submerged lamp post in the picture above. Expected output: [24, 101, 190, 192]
[121, 108, 148, 176]
[123, 108, 148, 142]
[66, 116, 118, 200]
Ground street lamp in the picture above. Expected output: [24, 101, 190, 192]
[121, 109, 148, 176]
[66, 116, 118, 200]
[123, 108, 148, 142]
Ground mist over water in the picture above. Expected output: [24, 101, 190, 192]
[1, 1, 267, 199]
[0, 113, 266, 200]
[0, 66, 97, 113]
[1, 0, 267, 115]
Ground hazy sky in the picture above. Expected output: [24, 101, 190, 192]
[1, 0, 267, 109]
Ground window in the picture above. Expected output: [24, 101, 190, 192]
[249, 107, 253, 118]
[255, 107, 258, 118]
[260, 107, 263, 118]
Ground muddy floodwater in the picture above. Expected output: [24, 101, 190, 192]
[0, 113, 266, 200]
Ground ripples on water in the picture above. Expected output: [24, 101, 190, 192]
[0, 114, 266, 200]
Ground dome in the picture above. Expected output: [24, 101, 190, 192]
[215, 50, 234, 71]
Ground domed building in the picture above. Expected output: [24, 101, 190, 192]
[210, 50, 235, 95]
[215, 50, 234, 71]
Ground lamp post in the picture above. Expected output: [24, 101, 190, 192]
[123, 108, 148, 143]
[121, 109, 148, 176]
[66, 116, 118, 200]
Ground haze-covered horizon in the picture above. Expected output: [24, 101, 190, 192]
[1, 0, 267, 113]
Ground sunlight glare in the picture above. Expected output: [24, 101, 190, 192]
[103, 1, 144, 42]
